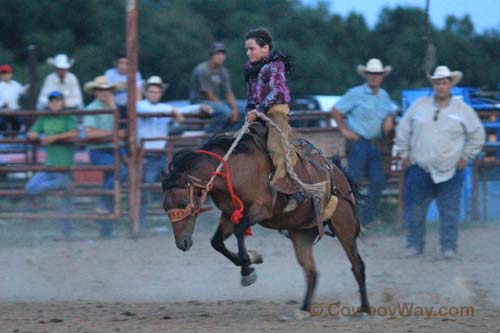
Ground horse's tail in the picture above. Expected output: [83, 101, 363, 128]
[331, 155, 368, 228]
[331, 155, 359, 195]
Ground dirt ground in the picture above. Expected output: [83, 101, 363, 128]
[1, 215, 500, 333]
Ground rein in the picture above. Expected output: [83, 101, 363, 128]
[195, 149, 245, 225]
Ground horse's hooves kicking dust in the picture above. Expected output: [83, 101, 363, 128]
[279, 309, 311, 321]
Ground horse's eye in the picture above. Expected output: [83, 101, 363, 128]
[180, 200, 188, 209]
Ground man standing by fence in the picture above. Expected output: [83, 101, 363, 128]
[395, 65, 485, 259]
[83, 76, 127, 238]
[25, 91, 78, 240]
[331, 58, 396, 227]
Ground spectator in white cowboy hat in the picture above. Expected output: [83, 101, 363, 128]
[395, 65, 485, 259]
[331, 58, 397, 227]
[136, 76, 183, 231]
[37, 54, 83, 110]
[136, 75, 214, 231]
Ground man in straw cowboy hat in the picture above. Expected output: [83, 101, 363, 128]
[331, 58, 397, 227]
[83, 76, 127, 238]
[37, 54, 83, 110]
[395, 65, 485, 259]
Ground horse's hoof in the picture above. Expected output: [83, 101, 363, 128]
[248, 250, 263, 264]
[240, 270, 257, 287]
[279, 309, 311, 321]
[350, 311, 370, 319]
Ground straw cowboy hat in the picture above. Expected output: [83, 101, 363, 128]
[84, 76, 118, 94]
[427, 66, 463, 85]
[47, 54, 74, 69]
[143, 76, 168, 92]
[357, 58, 392, 76]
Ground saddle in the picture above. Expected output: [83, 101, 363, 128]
[247, 123, 338, 224]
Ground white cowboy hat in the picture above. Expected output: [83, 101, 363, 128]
[357, 58, 392, 76]
[84, 76, 118, 94]
[47, 54, 74, 69]
[427, 66, 463, 85]
[143, 76, 168, 91]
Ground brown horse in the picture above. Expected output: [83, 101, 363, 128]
[161, 131, 369, 316]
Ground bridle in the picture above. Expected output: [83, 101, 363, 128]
[166, 175, 213, 224]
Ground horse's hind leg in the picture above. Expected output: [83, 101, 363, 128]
[330, 201, 369, 313]
[289, 228, 319, 313]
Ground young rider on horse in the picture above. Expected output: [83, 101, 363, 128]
[244, 28, 303, 213]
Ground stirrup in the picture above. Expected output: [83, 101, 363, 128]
[283, 191, 305, 213]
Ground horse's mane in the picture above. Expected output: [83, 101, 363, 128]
[201, 134, 254, 154]
[162, 133, 255, 190]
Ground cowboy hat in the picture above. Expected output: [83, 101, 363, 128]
[357, 58, 392, 76]
[84, 76, 118, 94]
[143, 76, 168, 91]
[47, 54, 74, 69]
[427, 66, 463, 85]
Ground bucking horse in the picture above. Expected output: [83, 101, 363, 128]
[161, 122, 369, 318]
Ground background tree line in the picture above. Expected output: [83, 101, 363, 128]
[1, 0, 499, 106]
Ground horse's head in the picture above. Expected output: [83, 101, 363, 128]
[161, 171, 191, 251]
[161, 150, 213, 252]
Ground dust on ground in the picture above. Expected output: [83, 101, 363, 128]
[0, 214, 499, 332]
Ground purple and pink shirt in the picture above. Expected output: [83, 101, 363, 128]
[245, 59, 291, 113]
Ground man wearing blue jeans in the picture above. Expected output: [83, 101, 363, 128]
[25, 91, 78, 240]
[137, 76, 184, 231]
[332, 58, 396, 226]
[396, 65, 485, 258]
[189, 42, 243, 133]
[83, 76, 127, 238]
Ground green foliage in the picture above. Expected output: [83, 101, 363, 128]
[0, 0, 499, 102]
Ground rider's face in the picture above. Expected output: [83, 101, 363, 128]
[245, 39, 269, 63]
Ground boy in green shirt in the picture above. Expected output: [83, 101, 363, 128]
[25, 91, 78, 240]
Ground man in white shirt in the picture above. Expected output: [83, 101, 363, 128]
[137, 76, 183, 231]
[37, 54, 83, 110]
[0, 64, 28, 131]
[395, 66, 485, 259]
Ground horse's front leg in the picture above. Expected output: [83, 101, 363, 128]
[234, 216, 259, 287]
[211, 214, 263, 268]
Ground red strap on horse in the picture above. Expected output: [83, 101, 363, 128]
[196, 149, 253, 236]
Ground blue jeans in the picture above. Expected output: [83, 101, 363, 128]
[25, 171, 73, 237]
[347, 139, 385, 225]
[90, 149, 128, 237]
[404, 165, 463, 253]
[139, 156, 166, 230]
[198, 100, 245, 133]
